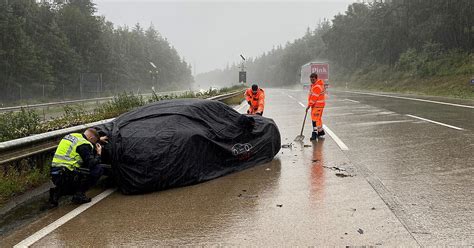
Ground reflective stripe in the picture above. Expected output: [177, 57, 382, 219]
[54, 154, 74, 161]
[64, 135, 79, 158]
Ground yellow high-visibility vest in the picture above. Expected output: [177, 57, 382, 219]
[51, 133, 93, 171]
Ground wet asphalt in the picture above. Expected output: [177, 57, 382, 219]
[1, 88, 473, 246]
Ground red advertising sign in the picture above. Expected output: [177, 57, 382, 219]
[310, 63, 329, 80]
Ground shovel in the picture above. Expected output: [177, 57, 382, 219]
[294, 108, 308, 142]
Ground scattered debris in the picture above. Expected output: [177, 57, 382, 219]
[376, 243, 382, 246]
[344, 233, 348, 235]
[242, 190, 247, 192]
[303, 145, 312, 148]
[371, 207, 376, 210]
[357, 228, 364, 234]
[265, 168, 271, 171]
[336, 172, 353, 178]
[312, 159, 320, 163]
[323, 165, 346, 171]
[351, 208, 357, 216]
[276, 204, 283, 207]
[281, 143, 293, 149]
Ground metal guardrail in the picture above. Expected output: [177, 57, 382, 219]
[0, 90, 244, 166]
[0, 90, 187, 113]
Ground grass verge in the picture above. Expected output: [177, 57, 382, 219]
[333, 74, 474, 99]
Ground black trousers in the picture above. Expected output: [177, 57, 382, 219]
[51, 165, 104, 196]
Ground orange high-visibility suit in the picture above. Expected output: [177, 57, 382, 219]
[245, 88, 265, 115]
[308, 79, 326, 128]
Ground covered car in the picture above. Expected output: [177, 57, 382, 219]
[96, 98, 281, 194]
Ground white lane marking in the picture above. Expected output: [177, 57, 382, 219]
[286, 94, 296, 100]
[15, 189, 116, 248]
[344, 99, 360, 103]
[406, 114, 464, 131]
[343, 91, 474, 109]
[323, 124, 349, 151]
[294, 101, 349, 151]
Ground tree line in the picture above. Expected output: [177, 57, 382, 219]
[196, 0, 473, 87]
[0, 0, 193, 104]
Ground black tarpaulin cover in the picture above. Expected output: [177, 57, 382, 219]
[97, 99, 281, 194]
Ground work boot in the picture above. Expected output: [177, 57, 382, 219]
[310, 131, 318, 141]
[48, 187, 59, 207]
[318, 129, 325, 137]
[71, 192, 91, 204]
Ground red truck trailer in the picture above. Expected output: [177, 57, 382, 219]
[300, 62, 329, 88]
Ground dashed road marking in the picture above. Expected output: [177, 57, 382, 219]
[344, 99, 360, 103]
[286, 94, 296, 100]
[14, 189, 116, 248]
[298, 102, 306, 108]
[406, 114, 464, 131]
[343, 91, 474, 109]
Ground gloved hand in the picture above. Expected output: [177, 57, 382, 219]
[247, 101, 251, 105]
[256, 112, 262, 116]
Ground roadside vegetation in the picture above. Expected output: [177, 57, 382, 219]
[196, 1, 473, 99]
[0, 86, 244, 143]
[0, 167, 50, 207]
[0, 85, 244, 207]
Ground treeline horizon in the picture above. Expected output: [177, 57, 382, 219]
[196, 0, 473, 88]
[0, 0, 193, 104]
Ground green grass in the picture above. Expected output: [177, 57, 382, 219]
[0, 168, 50, 207]
[334, 74, 474, 99]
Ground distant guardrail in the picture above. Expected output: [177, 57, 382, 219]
[0, 90, 245, 167]
[0, 90, 187, 113]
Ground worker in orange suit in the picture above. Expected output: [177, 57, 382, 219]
[245, 84, 265, 116]
[305, 73, 326, 141]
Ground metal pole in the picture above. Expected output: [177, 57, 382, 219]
[100, 73, 103, 97]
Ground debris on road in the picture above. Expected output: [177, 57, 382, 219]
[303, 145, 312, 148]
[358, 228, 364, 234]
[238, 194, 258, 198]
[323, 165, 346, 171]
[276, 204, 283, 207]
[336, 172, 353, 178]
[371, 207, 376, 210]
[281, 143, 293, 149]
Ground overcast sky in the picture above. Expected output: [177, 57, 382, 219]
[94, 0, 355, 74]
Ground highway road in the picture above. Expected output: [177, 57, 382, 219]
[2, 88, 473, 246]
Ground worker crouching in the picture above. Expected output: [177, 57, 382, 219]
[245, 84, 265, 116]
[306, 73, 326, 141]
[48, 128, 108, 207]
